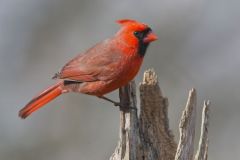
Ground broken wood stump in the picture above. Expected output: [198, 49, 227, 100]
[110, 69, 210, 160]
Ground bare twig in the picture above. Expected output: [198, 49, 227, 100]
[175, 89, 197, 160]
[195, 101, 210, 160]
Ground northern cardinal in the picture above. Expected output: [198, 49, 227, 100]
[19, 19, 157, 119]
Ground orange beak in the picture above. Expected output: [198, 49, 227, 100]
[143, 31, 158, 43]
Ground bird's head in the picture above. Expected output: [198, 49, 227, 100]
[115, 19, 158, 57]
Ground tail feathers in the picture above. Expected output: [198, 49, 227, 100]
[19, 82, 63, 119]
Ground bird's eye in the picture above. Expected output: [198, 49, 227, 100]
[134, 31, 140, 37]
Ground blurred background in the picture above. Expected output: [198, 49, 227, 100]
[1, 0, 240, 159]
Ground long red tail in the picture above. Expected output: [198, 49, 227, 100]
[19, 82, 63, 119]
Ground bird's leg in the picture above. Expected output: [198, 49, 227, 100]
[98, 96, 137, 111]
[98, 96, 121, 107]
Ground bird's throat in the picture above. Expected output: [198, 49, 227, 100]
[138, 41, 149, 57]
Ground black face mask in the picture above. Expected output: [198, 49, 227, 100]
[133, 28, 152, 57]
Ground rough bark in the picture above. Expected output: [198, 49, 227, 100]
[138, 70, 177, 160]
[110, 81, 139, 160]
[110, 69, 211, 160]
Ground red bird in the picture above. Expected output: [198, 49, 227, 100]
[19, 19, 158, 119]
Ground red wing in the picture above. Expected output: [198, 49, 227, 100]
[57, 39, 122, 82]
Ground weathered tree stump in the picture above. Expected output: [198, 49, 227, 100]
[110, 69, 210, 160]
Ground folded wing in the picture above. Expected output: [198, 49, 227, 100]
[56, 39, 123, 82]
